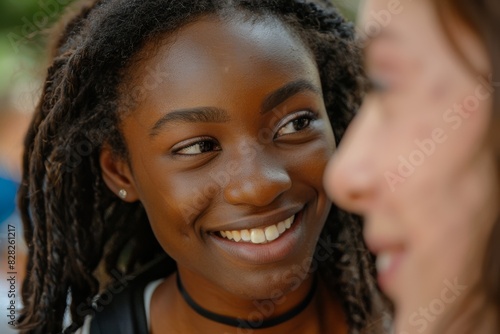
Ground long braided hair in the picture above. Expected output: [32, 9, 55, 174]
[17, 0, 388, 333]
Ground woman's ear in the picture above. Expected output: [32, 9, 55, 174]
[99, 145, 139, 202]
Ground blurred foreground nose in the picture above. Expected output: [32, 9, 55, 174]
[323, 106, 379, 214]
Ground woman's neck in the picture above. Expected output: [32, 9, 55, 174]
[150, 270, 348, 334]
[436, 293, 499, 334]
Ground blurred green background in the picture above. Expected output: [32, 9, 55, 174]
[0, 0, 360, 114]
[0, 0, 75, 114]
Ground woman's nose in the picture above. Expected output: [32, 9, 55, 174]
[223, 153, 292, 207]
[323, 104, 380, 214]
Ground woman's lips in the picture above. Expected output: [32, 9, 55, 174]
[209, 208, 305, 265]
[365, 230, 407, 295]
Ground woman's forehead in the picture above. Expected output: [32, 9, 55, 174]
[122, 16, 321, 117]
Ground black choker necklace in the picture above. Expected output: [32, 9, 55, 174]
[176, 274, 318, 329]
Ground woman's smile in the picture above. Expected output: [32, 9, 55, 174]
[211, 206, 301, 244]
[207, 205, 307, 264]
[218, 214, 295, 244]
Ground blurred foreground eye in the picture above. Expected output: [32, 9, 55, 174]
[369, 77, 390, 93]
[174, 139, 221, 155]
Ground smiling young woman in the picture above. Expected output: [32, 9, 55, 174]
[325, 0, 500, 333]
[16, 0, 389, 333]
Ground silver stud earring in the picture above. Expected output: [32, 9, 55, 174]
[118, 189, 127, 199]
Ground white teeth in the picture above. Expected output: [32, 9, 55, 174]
[277, 222, 286, 234]
[264, 225, 279, 241]
[376, 252, 393, 274]
[250, 229, 266, 243]
[218, 214, 296, 244]
[240, 229, 251, 241]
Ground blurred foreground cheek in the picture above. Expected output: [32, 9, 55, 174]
[323, 156, 338, 203]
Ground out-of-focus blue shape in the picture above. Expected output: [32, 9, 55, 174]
[0, 169, 22, 334]
[0, 173, 18, 225]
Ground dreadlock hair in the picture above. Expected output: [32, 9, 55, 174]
[17, 0, 389, 333]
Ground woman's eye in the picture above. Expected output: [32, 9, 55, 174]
[276, 112, 316, 138]
[368, 76, 391, 93]
[174, 139, 221, 155]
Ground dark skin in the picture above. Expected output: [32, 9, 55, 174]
[100, 15, 347, 333]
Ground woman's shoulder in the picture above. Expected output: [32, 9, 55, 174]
[73, 255, 174, 334]
[75, 278, 164, 334]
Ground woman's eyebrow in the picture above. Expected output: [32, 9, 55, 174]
[260, 79, 322, 114]
[149, 79, 321, 137]
[149, 106, 230, 137]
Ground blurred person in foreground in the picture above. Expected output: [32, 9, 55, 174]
[325, 0, 500, 333]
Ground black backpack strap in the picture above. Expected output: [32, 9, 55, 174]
[89, 280, 148, 334]
[89, 255, 174, 334]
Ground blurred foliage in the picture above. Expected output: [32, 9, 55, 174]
[0, 0, 359, 112]
[333, 0, 360, 21]
[0, 0, 74, 110]
[0, 1, 44, 30]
